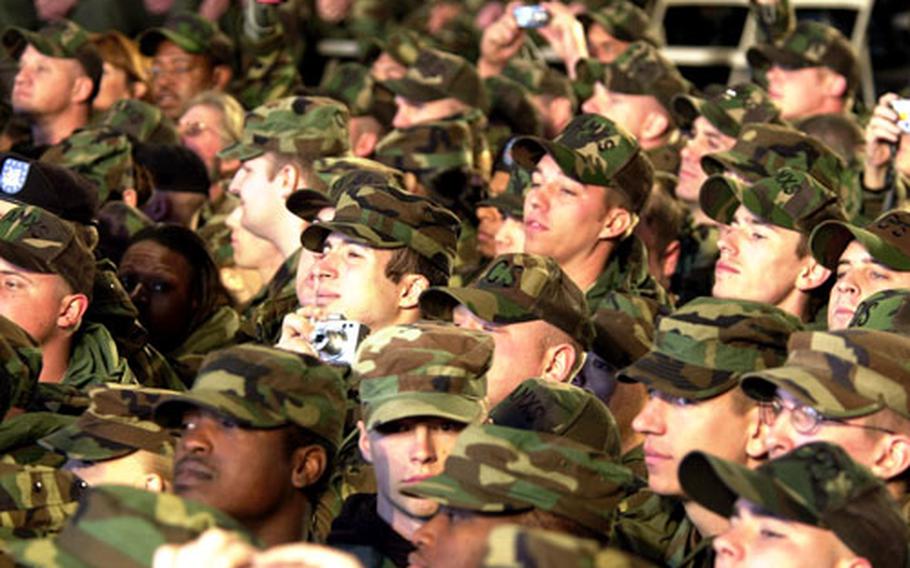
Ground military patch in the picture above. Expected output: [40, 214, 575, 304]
[1, 158, 30, 195]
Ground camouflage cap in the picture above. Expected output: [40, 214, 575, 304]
[848, 288, 910, 333]
[809, 210, 910, 271]
[217, 96, 350, 163]
[0, 205, 95, 298]
[301, 183, 461, 275]
[672, 83, 782, 138]
[404, 423, 639, 533]
[98, 99, 180, 145]
[489, 378, 622, 459]
[0, 153, 99, 226]
[503, 59, 576, 106]
[700, 124, 856, 216]
[356, 322, 491, 431]
[370, 28, 426, 67]
[478, 161, 527, 220]
[2, 20, 102, 88]
[10, 485, 253, 568]
[154, 345, 347, 450]
[509, 114, 654, 214]
[286, 158, 406, 222]
[579, 0, 659, 46]
[679, 442, 908, 568]
[700, 167, 847, 233]
[590, 292, 660, 369]
[138, 11, 233, 64]
[420, 253, 595, 348]
[747, 20, 860, 93]
[480, 524, 655, 568]
[384, 47, 489, 112]
[618, 297, 802, 400]
[39, 385, 178, 463]
[0, 463, 85, 537]
[41, 126, 137, 204]
[601, 41, 691, 113]
[316, 61, 397, 123]
[374, 120, 476, 176]
[740, 328, 910, 420]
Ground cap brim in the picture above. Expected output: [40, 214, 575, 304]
[216, 142, 263, 163]
[403, 471, 527, 514]
[747, 44, 812, 72]
[366, 392, 485, 431]
[0, 241, 55, 275]
[618, 350, 738, 400]
[383, 78, 446, 104]
[300, 221, 404, 253]
[154, 391, 287, 429]
[671, 94, 702, 131]
[418, 287, 536, 326]
[809, 219, 910, 271]
[700, 149, 756, 179]
[1, 27, 32, 58]
[508, 136, 580, 182]
[138, 28, 200, 57]
[699, 174, 744, 225]
[286, 190, 333, 222]
[38, 424, 134, 462]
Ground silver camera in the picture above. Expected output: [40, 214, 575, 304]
[513, 5, 550, 29]
[310, 315, 369, 365]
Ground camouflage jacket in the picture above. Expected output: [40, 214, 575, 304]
[167, 305, 241, 385]
[62, 322, 137, 389]
[671, 218, 719, 306]
[614, 493, 713, 568]
[586, 236, 673, 311]
[239, 248, 301, 344]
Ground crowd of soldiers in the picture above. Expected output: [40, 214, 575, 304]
[0, 0, 907, 566]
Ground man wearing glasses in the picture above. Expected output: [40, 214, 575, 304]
[740, 327, 910, 518]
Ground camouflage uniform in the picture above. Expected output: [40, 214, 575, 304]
[483, 74, 545, 160]
[739, 327, 910, 523]
[614, 298, 803, 567]
[0, 315, 42, 419]
[503, 58, 577, 117]
[328, 322, 492, 568]
[508, 114, 671, 308]
[315, 61, 397, 129]
[847, 288, 910, 333]
[95, 99, 180, 146]
[679, 442, 909, 568]
[579, 0, 661, 47]
[41, 127, 139, 204]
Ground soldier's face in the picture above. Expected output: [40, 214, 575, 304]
[587, 23, 630, 64]
[678, 117, 736, 203]
[713, 499, 858, 568]
[827, 240, 910, 330]
[632, 389, 757, 496]
[494, 216, 525, 256]
[766, 65, 833, 121]
[523, 155, 611, 268]
[0, 256, 71, 345]
[475, 206, 503, 258]
[226, 206, 281, 270]
[179, 104, 228, 175]
[409, 507, 527, 568]
[581, 84, 662, 141]
[12, 45, 86, 117]
[93, 62, 132, 113]
[228, 155, 287, 243]
[304, 233, 408, 330]
[714, 206, 811, 311]
[358, 417, 465, 523]
[150, 41, 215, 119]
[453, 306, 551, 406]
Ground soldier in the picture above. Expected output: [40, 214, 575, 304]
[615, 298, 802, 566]
[809, 210, 910, 330]
[99, 98, 180, 145]
[508, 113, 668, 308]
[219, 96, 350, 344]
[739, 327, 910, 518]
[2, 20, 102, 152]
[327, 322, 491, 567]
[154, 344, 346, 547]
[679, 442, 908, 568]
[420, 253, 594, 406]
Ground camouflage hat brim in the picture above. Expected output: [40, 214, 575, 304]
[301, 221, 405, 253]
[404, 470, 532, 515]
[699, 174, 744, 225]
[419, 287, 538, 327]
[0, 241, 55, 275]
[700, 148, 757, 179]
[478, 193, 523, 220]
[508, 136, 585, 184]
[366, 391, 485, 431]
[154, 391, 287, 430]
[216, 142, 264, 163]
[746, 44, 814, 73]
[383, 77, 447, 104]
[809, 220, 910, 271]
[618, 350, 738, 400]
[286, 189, 333, 222]
[672, 94, 740, 139]
[2, 27, 50, 59]
[137, 28, 202, 57]
[39, 423, 136, 463]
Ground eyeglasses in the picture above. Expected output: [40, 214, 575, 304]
[759, 398, 894, 436]
[178, 120, 212, 138]
[150, 59, 202, 79]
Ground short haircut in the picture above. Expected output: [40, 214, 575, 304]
[384, 246, 450, 287]
[184, 90, 245, 146]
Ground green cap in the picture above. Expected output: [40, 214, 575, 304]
[371, 28, 426, 66]
[590, 292, 661, 369]
[384, 47, 488, 112]
[11, 485, 252, 568]
[809, 210, 910, 271]
[848, 288, 910, 333]
[374, 120, 476, 175]
[618, 297, 802, 400]
[489, 378, 622, 458]
[0, 205, 95, 298]
[301, 183, 461, 275]
[747, 20, 859, 94]
[138, 11, 233, 64]
[404, 423, 639, 534]
[420, 253, 595, 349]
[601, 41, 691, 113]
[679, 442, 908, 568]
[316, 61, 396, 123]
[41, 126, 137, 204]
[99, 99, 180, 145]
[2, 20, 102, 88]
[39, 385, 178, 463]
[672, 83, 782, 138]
[217, 96, 350, 163]
[700, 167, 846, 233]
[579, 1, 659, 46]
[0, 463, 85, 537]
[356, 322, 491, 431]
[509, 114, 653, 214]
[154, 345, 347, 450]
[740, 328, 910, 420]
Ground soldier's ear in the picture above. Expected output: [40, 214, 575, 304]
[122, 188, 138, 208]
[57, 293, 90, 333]
[211, 64, 232, 91]
[660, 239, 681, 282]
[869, 432, 910, 481]
[290, 444, 327, 489]
[357, 420, 374, 464]
[597, 205, 633, 241]
[540, 342, 577, 383]
[144, 473, 167, 493]
[822, 69, 848, 99]
[70, 74, 94, 105]
[795, 256, 831, 292]
[397, 273, 429, 310]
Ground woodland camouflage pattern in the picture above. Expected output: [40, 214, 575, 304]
[384, 47, 488, 111]
[619, 297, 802, 399]
[41, 126, 137, 203]
[98, 100, 179, 145]
[580, 0, 659, 45]
[848, 288, 910, 333]
[154, 344, 347, 450]
[810, 210, 910, 270]
[0, 315, 43, 417]
[39, 385, 177, 463]
[374, 120, 476, 175]
[138, 11, 233, 64]
[700, 167, 847, 233]
[217, 96, 350, 163]
[740, 328, 910, 419]
[356, 322, 491, 431]
[680, 442, 908, 568]
[503, 59, 576, 104]
[316, 61, 396, 122]
[589, 292, 660, 369]
[0, 463, 84, 538]
[404, 423, 640, 534]
[3, 19, 96, 61]
[301, 183, 461, 274]
[420, 253, 595, 348]
[285, 158, 406, 221]
[490, 378, 622, 458]
[599, 41, 691, 112]
[672, 83, 782, 138]
[509, 114, 654, 213]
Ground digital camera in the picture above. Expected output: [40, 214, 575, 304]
[513, 5, 550, 29]
[892, 99, 910, 134]
[310, 315, 369, 366]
